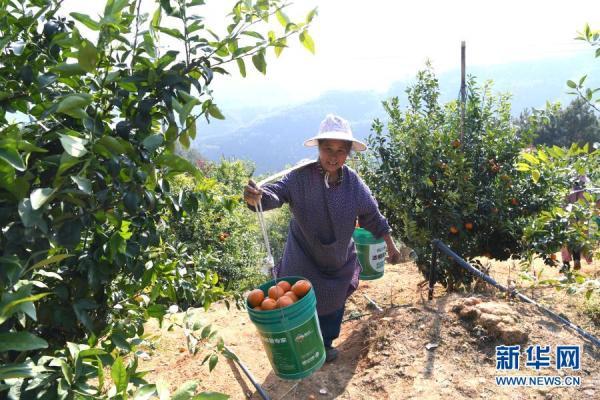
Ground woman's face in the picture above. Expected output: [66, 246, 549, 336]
[318, 139, 350, 174]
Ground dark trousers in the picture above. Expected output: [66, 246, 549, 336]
[318, 306, 345, 348]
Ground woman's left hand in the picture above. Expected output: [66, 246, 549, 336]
[383, 233, 402, 264]
[386, 246, 402, 264]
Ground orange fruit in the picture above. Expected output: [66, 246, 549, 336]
[452, 139, 461, 148]
[218, 232, 229, 241]
[510, 198, 518, 206]
[261, 298, 277, 310]
[464, 222, 473, 231]
[550, 253, 557, 261]
[276, 280, 292, 292]
[284, 291, 298, 302]
[276, 296, 294, 309]
[291, 280, 311, 298]
[491, 207, 499, 214]
[254, 306, 263, 311]
[449, 226, 459, 234]
[268, 285, 284, 300]
[247, 289, 265, 308]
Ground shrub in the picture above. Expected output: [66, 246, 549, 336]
[359, 65, 551, 290]
[168, 161, 266, 292]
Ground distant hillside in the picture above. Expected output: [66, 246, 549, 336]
[195, 54, 598, 174]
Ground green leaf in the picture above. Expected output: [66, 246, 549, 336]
[208, 104, 225, 120]
[56, 94, 92, 119]
[57, 153, 82, 176]
[0, 363, 47, 380]
[142, 134, 164, 152]
[179, 131, 190, 149]
[566, 80, 577, 89]
[305, 7, 318, 23]
[531, 169, 540, 183]
[78, 40, 98, 73]
[193, 393, 229, 400]
[236, 58, 246, 77]
[134, 384, 158, 400]
[29, 254, 72, 272]
[251, 52, 266, 74]
[274, 38, 286, 57]
[275, 9, 290, 27]
[30, 188, 54, 210]
[71, 176, 92, 194]
[241, 31, 264, 39]
[200, 325, 211, 339]
[299, 31, 315, 54]
[208, 354, 218, 372]
[111, 357, 128, 394]
[17, 199, 48, 233]
[70, 12, 101, 30]
[165, 123, 178, 143]
[172, 381, 198, 400]
[151, 7, 162, 31]
[59, 133, 88, 157]
[50, 63, 87, 76]
[521, 152, 539, 165]
[179, 96, 199, 124]
[0, 292, 50, 324]
[186, 117, 197, 140]
[73, 300, 96, 332]
[97, 357, 105, 393]
[77, 348, 108, 358]
[156, 26, 185, 40]
[104, 0, 129, 17]
[0, 331, 49, 352]
[111, 332, 131, 351]
[60, 360, 74, 385]
[0, 148, 26, 171]
[97, 135, 125, 155]
[157, 153, 200, 178]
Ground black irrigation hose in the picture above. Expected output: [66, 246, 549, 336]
[430, 239, 600, 349]
[224, 345, 271, 400]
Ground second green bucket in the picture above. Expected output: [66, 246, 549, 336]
[353, 227, 387, 280]
[246, 276, 325, 380]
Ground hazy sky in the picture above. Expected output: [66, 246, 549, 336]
[61, 0, 600, 108]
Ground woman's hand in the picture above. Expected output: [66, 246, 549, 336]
[243, 179, 262, 207]
[383, 234, 402, 264]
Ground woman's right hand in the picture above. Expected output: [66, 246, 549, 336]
[244, 179, 263, 207]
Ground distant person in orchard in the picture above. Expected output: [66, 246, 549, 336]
[560, 175, 594, 272]
[243, 114, 402, 362]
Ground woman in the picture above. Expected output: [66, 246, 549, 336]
[244, 114, 402, 362]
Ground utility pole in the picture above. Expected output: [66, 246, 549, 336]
[460, 41, 466, 143]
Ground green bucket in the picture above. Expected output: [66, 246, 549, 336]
[246, 276, 325, 380]
[353, 228, 386, 280]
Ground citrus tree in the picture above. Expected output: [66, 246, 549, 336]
[358, 65, 553, 290]
[0, 0, 316, 397]
[517, 24, 600, 297]
[168, 160, 266, 297]
[519, 144, 599, 270]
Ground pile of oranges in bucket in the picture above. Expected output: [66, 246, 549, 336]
[247, 279, 312, 311]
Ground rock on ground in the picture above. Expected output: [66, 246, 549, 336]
[452, 297, 529, 344]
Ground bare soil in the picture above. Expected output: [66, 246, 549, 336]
[140, 256, 600, 400]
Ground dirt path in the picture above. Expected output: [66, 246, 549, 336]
[140, 257, 600, 399]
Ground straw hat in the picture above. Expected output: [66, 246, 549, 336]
[303, 114, 367, 152]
